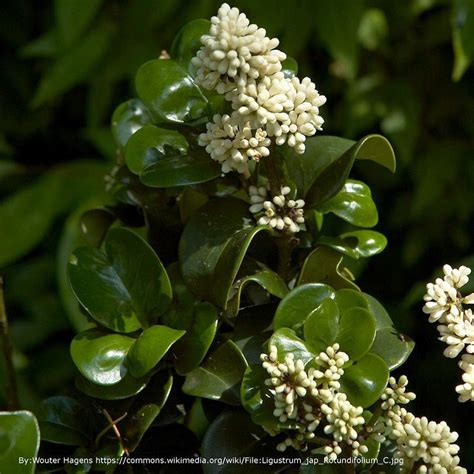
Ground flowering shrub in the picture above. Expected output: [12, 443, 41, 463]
[0, 3, 470, 474]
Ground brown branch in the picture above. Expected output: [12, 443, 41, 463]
[96, 408, 129, 456]
[0, 277, 19, 410]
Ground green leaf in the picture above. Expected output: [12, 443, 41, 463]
[202, 410, 277, 473]
[269, 328, 314, 364]
[283, 135, 395, 209]
[334, 289, 369, 314]
[304, 299, 339, 353]
[452, 0, 474, 80]
[125, 124, 188, 174]
[340, 353, 389, 408]
[370, 327, 415, 371]
[75, 373, 148, 400]
[171, 19, 211, 73]
[179, 198, 267, 307]
[68, 227, 172, 332]
[0, 411, 40, 474]
[127, 325, 185, 378]
[122, 372, 173, 452]
[297, 246, 359, 290]
[135, 58, 208, 123]
[124, 125, 220, 187]
[281, 57, 298, 78]
[274, 283, 335, 330]
[318, 180, 378, 228]
[37, 396, 90, 446]
[318, 230, 387, 259]
[226, 259, 289, 317]
[0, 161, 106, 268]
[111, 99, 152, 148]
[363, 293, 393, 329]
[32, 24, 113, 107]
[186, 398, 211, 440]
[313, 0, 365, 79]
[172, 302, 218, 375]
[55, 0, 104, 48]
[183, 341, 248, 405]
[70, 329, 135, 385]
[337, 308, 376, 361]
[79, 209, 115, 248]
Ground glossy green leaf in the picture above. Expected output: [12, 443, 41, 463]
[241, 365, 274, 427]
[111, 99, 152, 148]
[370, 327, 415, 370]
[334, 289, 369, 314]
[317, 180, 378, 228]
[202, 410, 277, 473]
[172, 302, 218, 375]
[140, 147, 221, 188]
[274, 283, 335, 330]
[68, 227, 172, 332]
[340, 353, 389, 408]
[70, 329, 135, 385]
[304, 299, 339, 353]
[298, 246, 359, 290]
[183, 341, 248, 405]
[125, 124, 188, 174]
[123, 372, 173, 452]
[283, 135, 395, 209]
[32, 24, 113, 107]
[0, 411, 40, 474]
[364, 293, 393, 329]
[55, 0, 104, 48]
[127, 325, 185, 378]
[179, 198, 267, 307]
[318, 230, 387, 259]
[171, 18, 211, 73]
[135, 58, 208, 123]
[337, 308, 376, 361]
[186, 398, 211, 440]
[37, 396, 90, 446]
[269, 328, 314, 364]
[79, 208, 116, 248]
[282, 57, 298, 78]
[227, 259, 289, 317]
[75, 373, 148, 400]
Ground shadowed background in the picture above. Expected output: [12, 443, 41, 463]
[0, 0, 473, 469]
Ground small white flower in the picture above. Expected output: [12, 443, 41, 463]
[321, 393, 365, 443]
[323, 440, 342, 461]
[249, 185, 305, 234]
[198, 113, 270, 173]
[381, 375, 416, 410]
[388, 408, 466, 473]
[312, 343, 349, 394]
[192, 3, 286, 94]
[455, 353, 474, 402]
[422, 265, 474, 324]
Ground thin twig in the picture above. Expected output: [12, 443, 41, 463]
[0, 277, 19, 410]
[96, 408, 130, 456]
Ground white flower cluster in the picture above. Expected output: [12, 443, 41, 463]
[455, 354, 474, 403]
[249, 185, 305, 233]
[260, 344, 367, 457]
[389, 408, 465, 473]
[380, 375, 416, 410]
[423, 264, 474, 401]
[194, 3, 326, 173]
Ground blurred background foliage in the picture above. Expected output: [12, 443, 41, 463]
[0, 0, 473, 468]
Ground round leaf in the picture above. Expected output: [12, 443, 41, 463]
[135, 58, 208, 123]
[334, 288, 369, 314]
[183, 341, 248, 405]
[127, 325, 185, 378]
[111, 98, 152, 148]
[363, 293, 393, 329]
[370, 327, 415, 371]
[336, 307, 376, 361]
[318, 230, 387, 259]
[70, 329, 135, 385]
[340, 353, 389, 408]
[79, 208, 115, 248]
[274, 283, 335, 330]
[125, 124, 188, 175]
[317, 180, 378, 228]
[75, 373, 148, 400]
[304, 299, 339, 353]
[37, 396, 91, 446]
[68, 227, 172, 332]
[0, 411, 40, 474]
[269, 328, 314, 364]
